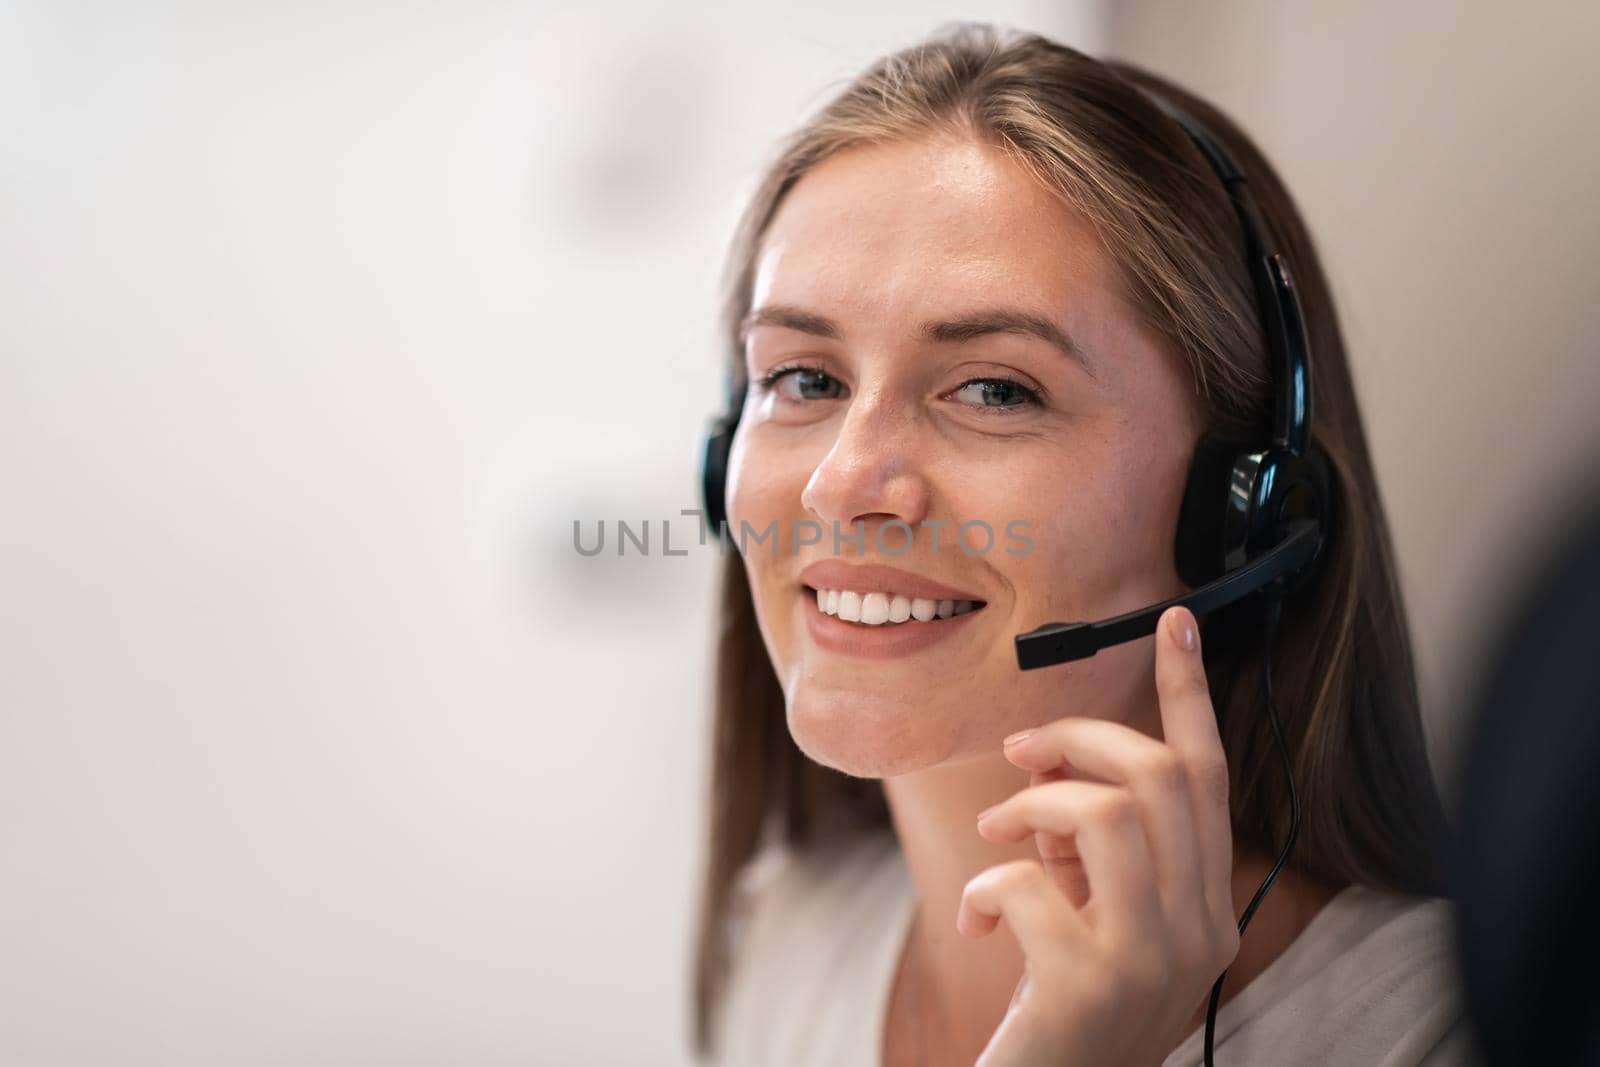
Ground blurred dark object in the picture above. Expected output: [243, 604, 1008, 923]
[1449, 466, 1600, 1066]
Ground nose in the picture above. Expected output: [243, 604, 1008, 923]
[799, 387, 932, 549]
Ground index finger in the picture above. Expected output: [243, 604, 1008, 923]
[1156, 605, 1235, 923]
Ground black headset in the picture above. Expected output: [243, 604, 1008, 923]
[700, 86, 1331, 1066]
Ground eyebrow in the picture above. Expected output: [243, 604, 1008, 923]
[739, 303, 1097, 380]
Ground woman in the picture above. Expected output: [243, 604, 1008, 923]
[689, 22, 1475, 1067]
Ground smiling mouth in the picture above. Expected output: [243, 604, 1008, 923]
[804, 585, 988, 626]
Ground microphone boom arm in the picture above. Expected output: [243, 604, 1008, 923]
[1013, 520, 1320, 670]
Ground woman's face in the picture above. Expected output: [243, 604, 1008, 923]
[725, 132, 1202, 778]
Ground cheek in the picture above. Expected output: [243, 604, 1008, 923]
[724, 428, 809, 536]
[1001, 445, 1183, 607]
[1004, 465, 1122, 564]
[1104, 426, 1192, 572]
[725, 432, 812, 668]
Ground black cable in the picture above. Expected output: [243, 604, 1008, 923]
[1203, 595, 1299, 1066]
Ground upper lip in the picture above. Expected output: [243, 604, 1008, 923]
[797, 560, 987, 604]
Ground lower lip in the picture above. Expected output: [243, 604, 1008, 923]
[801, 588, 986, 660]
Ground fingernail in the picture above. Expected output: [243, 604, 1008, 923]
[1174, 609, 1196, 651]
[1003, 729, 1034, 747]
[976, 803, 1000, 822]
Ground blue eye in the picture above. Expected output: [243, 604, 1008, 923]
[951, 378, 1042, 412]
[752, 366, 1042, 413]
[756, 364, 844, 401]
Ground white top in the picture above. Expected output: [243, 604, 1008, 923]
[706, 829, 1484, 1067]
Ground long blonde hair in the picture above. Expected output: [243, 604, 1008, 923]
[689, 21, 1453, 1060]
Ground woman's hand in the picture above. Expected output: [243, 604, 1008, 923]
[957, 604, 1241, 1067]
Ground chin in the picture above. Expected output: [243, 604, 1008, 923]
[783, 686, 960, 779]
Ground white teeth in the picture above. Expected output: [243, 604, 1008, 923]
[811, 587, 983, 626]
[860, 592, 890, 625]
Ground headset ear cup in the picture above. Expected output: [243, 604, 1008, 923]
[1286, 446, 1333, 589]
[1253, 447, 1332, 597]
[1307, 446, 1332, 526]
[701, 419, 734, 536]
[1175, 434, 1243, 588]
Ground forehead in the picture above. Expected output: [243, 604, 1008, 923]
[751, 134, 1118, 323]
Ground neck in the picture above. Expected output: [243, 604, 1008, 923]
[883, 749, 1037, 1036]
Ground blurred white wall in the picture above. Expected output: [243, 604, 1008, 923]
[1106, 0, 1600, 808]
[0, 3, 1102, 1065]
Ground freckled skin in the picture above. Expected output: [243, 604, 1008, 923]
[725, 131, 1202, 775]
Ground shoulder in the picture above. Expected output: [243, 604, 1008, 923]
[722, 828, 904, 977]
[1320, 887, 1467, 1003]
[1166, 886, 1485, 1067]
[1331, 889, 1484, 1065]
[706, 830, 906, 1066]
[1284, 887, 1483, 1064]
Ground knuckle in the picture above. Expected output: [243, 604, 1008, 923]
[1036, 780, 1082, 819]
[1195, 757, 1232, 808]
[1090, 788, 1138, 827]
[1143, 750, 1189, 795]
[965, 864, 998, 899]
[1041, 853, 1086, 875]
[1217, 920, 1242, 963]
[965, 860, 1031, 909]
[1209, 898, 1241, 944]
[960, 873, 981, 904]
[1036, 780, 1074, 806]
[1200, 908, 1242, 969]
[997, 858, 1043, 892]
[1050, 717, 1089, 743]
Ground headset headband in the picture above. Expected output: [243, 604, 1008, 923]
[1141, 90, 1312, 456]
